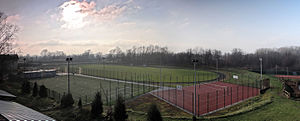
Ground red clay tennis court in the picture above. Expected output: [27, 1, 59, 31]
[151, 81, 260, 116]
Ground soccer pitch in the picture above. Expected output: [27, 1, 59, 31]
[30, 75, 156, 105]
[57, 64, 218, 83]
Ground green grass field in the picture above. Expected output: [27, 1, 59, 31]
[30, 66, 300, 121]
[57, 64, 218, 83]
[30, 75, 155, 105]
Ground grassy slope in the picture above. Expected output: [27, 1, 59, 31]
[126, 94, 192, 121]
[207, 74, 300, 121]
[59, 64, 218, 83]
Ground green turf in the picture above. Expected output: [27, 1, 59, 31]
[30, 75, 155, 105]
[57, 64, 218, 83]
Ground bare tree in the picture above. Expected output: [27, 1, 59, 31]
[0, 12, 18, 54]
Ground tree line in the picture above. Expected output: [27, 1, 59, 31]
[105, 45, 300, 74]
[22, 45, 300, 74]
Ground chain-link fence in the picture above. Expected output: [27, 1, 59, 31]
[150, 74, 262, 116]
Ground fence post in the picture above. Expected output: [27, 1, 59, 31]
[237, 86, 239, 101]
[168, 87, 170, 101]
[248, 76, 249, 98]
[137, 73, 139, 95]
[230, 87, 232, 105]
[86, 95, 88, 104]
[192, 92, 194, 115]
[198, 94, 200, 117]
[162, 75, 165, 99]
[106, 90, 109, 105]
[169, 75, 171, 101]
[223, 88, 225, 107]
[116, 88, 118, 99]
[242, 79, 244, 100]
[183, 90, 185, 109]
[124, 75, 126, 99]
[175, 80, 177, 106]
[58, 93, 61, 103]
[207, 93, 210, 113]
[252, 83, 254, 96]
[216, 90, 218, 109]
[143, 73, 145, 94]
[131, 72, 133, 98]
[148, 73, 150, 91]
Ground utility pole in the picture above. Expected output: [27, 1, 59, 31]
[192, 59, 198, 116]
[259, 58, 263, 81]
[66, 57, 72, 94]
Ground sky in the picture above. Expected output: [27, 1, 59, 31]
[1, 0, 300, 55]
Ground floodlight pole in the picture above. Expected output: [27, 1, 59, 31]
[259, 58, 263, 81]
[286, 67, 289, 75]
[66, 57, 72, 94]
[192, 59, 198, 116]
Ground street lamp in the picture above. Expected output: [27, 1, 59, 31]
[192, 59, 198, 116]
[259, 58, 262, 81]
[66, 57, 72, 94]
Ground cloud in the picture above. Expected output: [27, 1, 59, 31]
[5, 14, 20, 24]
[34, 40, 65, 46]
[102, 39, 161, 51]
[70, 41, 98, 46]
[56, 0, 133, 29]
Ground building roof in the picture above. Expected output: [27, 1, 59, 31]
[0, 100, 55, 121]
[24, 69, 56, 74]
[0, 90, 16, 99]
